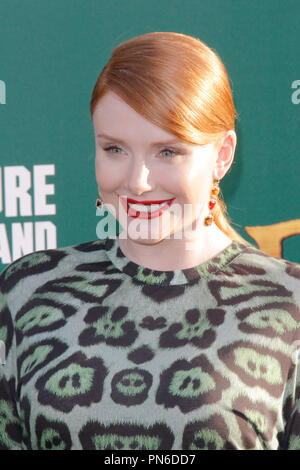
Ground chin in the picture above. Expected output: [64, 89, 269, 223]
[128, 235, 166, 245]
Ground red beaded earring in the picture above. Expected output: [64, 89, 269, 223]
[204, 179, 220, 226]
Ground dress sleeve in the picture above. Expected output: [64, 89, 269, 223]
[277, 262, 300, 450]
[0, 278, 24, 450]
[280, 355, 300, 450]
[278, 310, 300, 451]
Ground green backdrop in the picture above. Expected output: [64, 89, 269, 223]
[0, 0, 299, 273]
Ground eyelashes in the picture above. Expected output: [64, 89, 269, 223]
[160, 148, 177, 158]
[103, 145, 179, 159]
[103, 145, 123, 153]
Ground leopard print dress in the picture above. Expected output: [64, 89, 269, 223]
[0, 237, 299, 450]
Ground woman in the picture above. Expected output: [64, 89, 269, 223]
[0, 32, 299, 450]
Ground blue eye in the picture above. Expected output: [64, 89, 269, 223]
[104, 146, 123, 153]
[160, 148, 177, 158]
[103, 146, 179, 158]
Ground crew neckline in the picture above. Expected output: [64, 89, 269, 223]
[103, 236, 248, 286]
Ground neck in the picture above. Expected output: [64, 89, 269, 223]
[117, 223, 233, 271]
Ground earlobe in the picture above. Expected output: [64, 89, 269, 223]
[214, 130, 237, 180]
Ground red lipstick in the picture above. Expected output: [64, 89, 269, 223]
[119, 196, 175, 219]
[126, 197, 172, 205]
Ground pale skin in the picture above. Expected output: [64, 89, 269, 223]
[93, 91, 237, 271]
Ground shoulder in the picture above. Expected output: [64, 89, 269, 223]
[0, 238, 107, 298]
[230, 242, 300, 311]
[233, 242, 300, 281]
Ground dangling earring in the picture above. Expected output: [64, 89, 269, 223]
[95, 196, 104, 210]
[204, 179, 220, 226]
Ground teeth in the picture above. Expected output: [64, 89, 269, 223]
[128, 201, 169, 212]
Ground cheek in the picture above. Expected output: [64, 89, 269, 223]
[183, 159, 214, 199]
[95, 157, 123, 192]
[158, 165, 190, 194]
[172, 169, 210, 202]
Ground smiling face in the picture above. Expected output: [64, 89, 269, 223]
[93, 91, 223, 247]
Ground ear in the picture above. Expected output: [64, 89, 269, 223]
[213, 130, 237, 180]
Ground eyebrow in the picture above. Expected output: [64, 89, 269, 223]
[96, 133, 187, 147]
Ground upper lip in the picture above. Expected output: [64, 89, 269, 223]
[120, 196, 174, 205]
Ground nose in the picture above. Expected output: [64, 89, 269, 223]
[126, 160, 153, 195]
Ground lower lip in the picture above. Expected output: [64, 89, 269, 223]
[120, 198, 176, 219]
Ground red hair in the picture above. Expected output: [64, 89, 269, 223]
[90, 32, 249, 244]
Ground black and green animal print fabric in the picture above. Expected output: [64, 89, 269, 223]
[0, 237, 300, 450]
